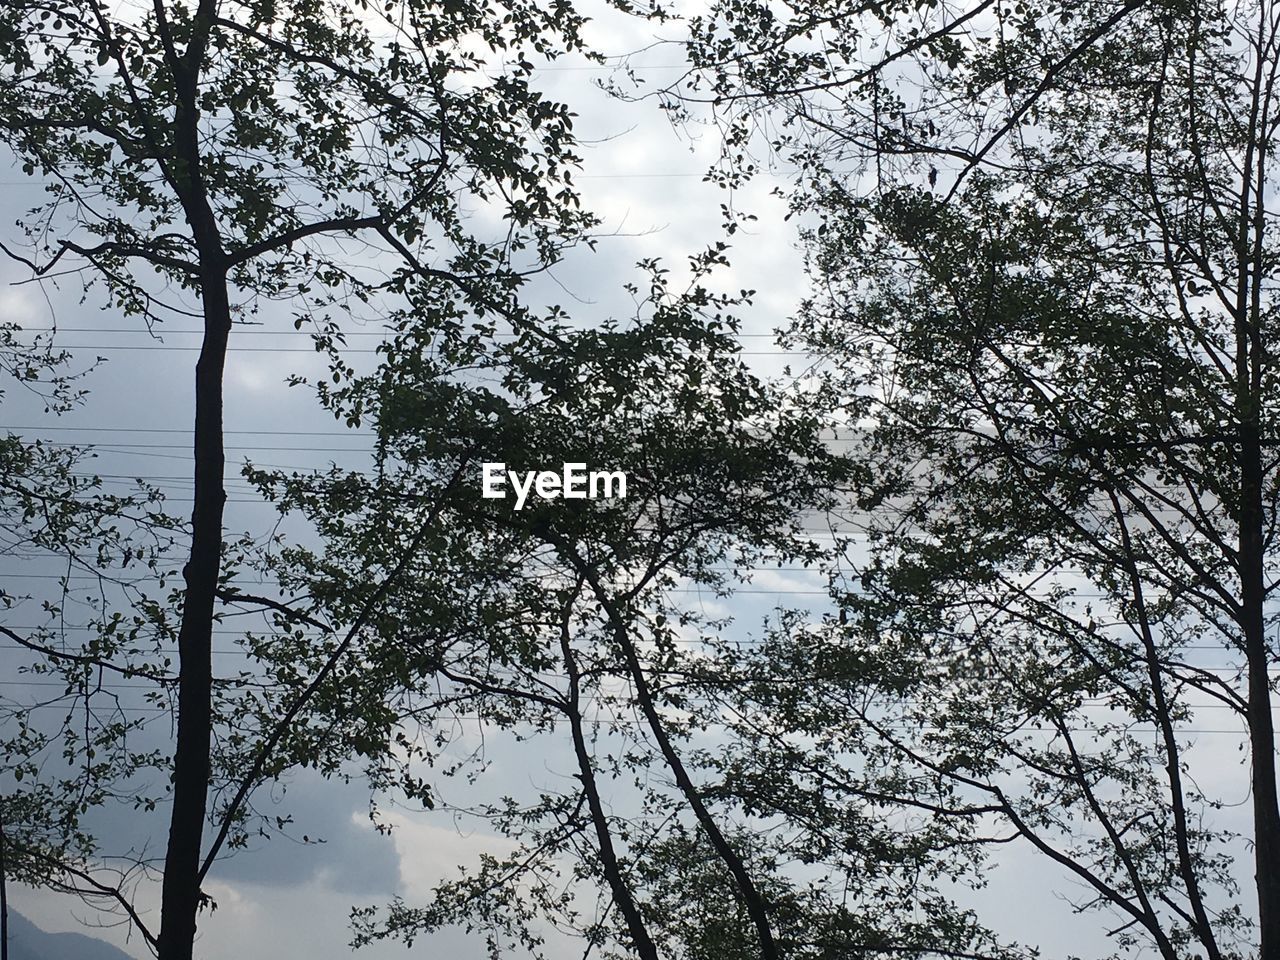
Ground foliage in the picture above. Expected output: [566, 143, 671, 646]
[0, 322, 181, 946]
[243, 254, 882, 959]
[671, 1, 1280, 958]
[0, 0, 638, 953]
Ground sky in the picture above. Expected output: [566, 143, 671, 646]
[0, 6, 822, 957]
[0, 2, 1265, 959]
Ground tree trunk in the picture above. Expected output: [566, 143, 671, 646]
[1240, 426, 1280, 960]
[559, 609, 659, 960]
[577, 565, 778, 960]
[156, 267, 230, 960]
[1, 801, 9, 960]
[1238, 30, 1280, 946]
[153, 4, 228, 954]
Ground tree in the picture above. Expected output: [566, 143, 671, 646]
[0, 0, 614, 955]
[241, 241, 1023, 960]
[671, 0, 1280, 957]
[0, 322, 180, 954]
[249, 253, 854, 960]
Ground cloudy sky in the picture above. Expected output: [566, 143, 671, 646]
[0, 7, 816, 956]
[0, 2, 1261, 958]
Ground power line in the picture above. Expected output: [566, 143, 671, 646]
[41, 441, 373, 452]
[11, 426, 379, 437]
[0, 701, 1258, 734]
[0, 635, 1262, 665]
[8, 328, 786, 338]
[0, 573, 1232, 604]
[7, 344, 811, 356]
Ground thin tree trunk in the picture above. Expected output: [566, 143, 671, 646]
[1, 801, 9, 960]
[151, 0, 229, 952]
[1238, 17, 1280, 946]
[558, 604, 659, 960]
[576, 565, 778, 960]
[155, 3, 229, 944]
[1240, 428, 1280, 960]
[156, 265, 230, 960]
[1108, 497, 1224, 960]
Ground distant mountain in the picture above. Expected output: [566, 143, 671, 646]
[6, 908, 136, 960]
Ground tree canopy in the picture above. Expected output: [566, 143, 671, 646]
[0, 0, 624, 955]
[672, 0, 1280, 957]
[4, 1, 1280, 959]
